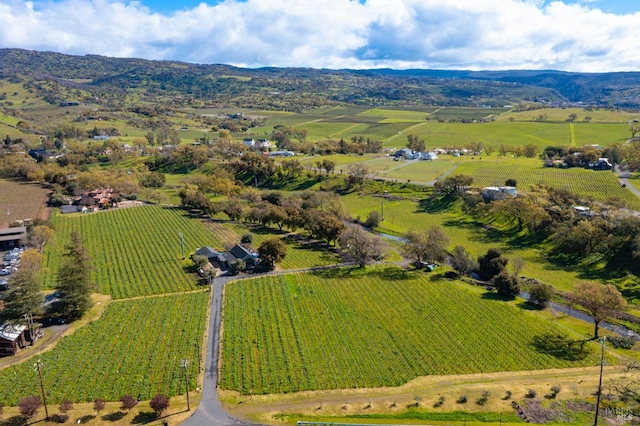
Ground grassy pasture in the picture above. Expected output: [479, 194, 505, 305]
[220, 269, 605, 395]
[0, 179, 50, 227]
[0, 291, 207, 404]
[43, 205, 215, 298]
[341, 193, 585, 291]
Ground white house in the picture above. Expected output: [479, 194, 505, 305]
[482, 186, 517, 201]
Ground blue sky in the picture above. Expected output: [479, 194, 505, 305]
[1, 0, 639, 72]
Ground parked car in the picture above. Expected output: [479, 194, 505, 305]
[0, 278, 8, 291]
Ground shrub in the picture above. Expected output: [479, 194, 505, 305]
[18, 396, 41, 418]
[150, 394, 170, 416]
[607, 336, 636, 350]
[456, 395, 468, 404]
[502, 390, 512, 400]
[525, 389, 537, 399]
[494, 270, 521, 299]
[546, 386, 561, 399]
[120, 395, 137, 412]
[433, 396, 445, 408]
[93, 398, 106, 415]
[364, 211, 382, 230]
[59, 400, 73, 415]
[240, 233, 253, 245]
[528, 283, 555, 308]
[477, 391, 490, 406]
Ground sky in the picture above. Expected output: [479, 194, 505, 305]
[1, 0, 639, 72]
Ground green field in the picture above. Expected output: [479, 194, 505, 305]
[219, 270, 604, 395]
[43, 205, 216, 298]
[0, 292, 207, 404]
[340, 193, 586, 291]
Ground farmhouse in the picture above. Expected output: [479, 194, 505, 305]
[194, 244, 260, 270]
[0, 324, 27, 356]
[585, 158, 613, 170]
[482, 186, 517, 201]
[70, 188, 119, 212]
[269, 150, 295, 157]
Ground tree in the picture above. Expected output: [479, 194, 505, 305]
[223, 198, 246, 221]
[511, 257, 525, 277]
[403, 230, 429, 266]
[434, 174, 473, 197]
[258, 238, 288, 270]
[120, 395, 138, 413]
[450, 245, 477, 276]
[364, 211, 381, 230]
[2, 268, 43, 321]
[505, 178, 517, 187]
[339, 224, 385, 268]
[18, 396, 41, 418]
[403, 226, 450, 267]
[150, 394, 170, 417]
[240, 233, 253, 245]
[569, 282, 627, 338]
[493, 270, 521, 299]
[528, 283, 555, 308]
[406, 134, 425, 152]
[54, 231, 94, 320]
[27, 225, 55, 253]
[191, 254, 208, 269]
[58, 400, 73, 419]
[477, 248, 508, 280]
[93, 398, 106, 416]
[230, 259, 246, 275]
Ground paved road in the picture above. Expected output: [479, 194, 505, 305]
[181, 264, 352, 426]
[181, 274, 248, 426]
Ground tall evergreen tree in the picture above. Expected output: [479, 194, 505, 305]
[55, 231, 94, 320]
[2, 269, 43, 322]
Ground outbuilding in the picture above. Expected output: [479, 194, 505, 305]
[0, 324, 27, 356]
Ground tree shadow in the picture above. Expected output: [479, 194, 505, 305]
[371, 266, 411, 281]
[531, 333, 592, 361]
[75, 415, 95, 424]
[0, 416, 26, 426]
[131, 411, 157, 424]
[417, 195, 457, 213]
[101, 411, 127, 422]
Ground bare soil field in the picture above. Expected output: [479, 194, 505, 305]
[0, 179, 50, 227]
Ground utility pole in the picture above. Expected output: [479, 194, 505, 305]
[381, 201, 385, 221]
[181, 359, 190, 411]
[34, 359, 49, 419]
[178, 232, 185, 260]
[594, 336, 607, 426]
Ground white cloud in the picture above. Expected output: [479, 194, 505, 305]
[0, 0, 638, 71]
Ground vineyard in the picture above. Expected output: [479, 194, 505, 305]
[43, 205, 219, 298]
[0, 291, 208, 405]
[219, 270, 605, 395]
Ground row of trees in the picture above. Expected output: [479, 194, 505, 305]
[13, 393, 170, 421]
[2, 230, 94, 330]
